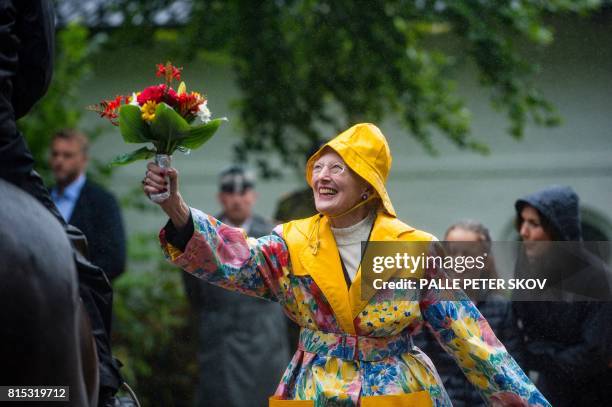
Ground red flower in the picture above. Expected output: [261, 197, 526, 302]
[156, 62, 182, 82]
[164, 87, 179, 106]
[137, 84, 179, 108]
[138, 85, 165, 105]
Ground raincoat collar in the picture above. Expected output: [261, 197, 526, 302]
[289, 211, 415, 334]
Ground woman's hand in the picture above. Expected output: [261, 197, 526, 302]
[143, 163, 190, 228]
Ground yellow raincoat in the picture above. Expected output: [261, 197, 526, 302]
[161, 124, 549, 406]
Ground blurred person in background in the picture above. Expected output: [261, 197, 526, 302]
[513, 185, 612, 406]
[182, 165, 290, 407]
[413, 220, 522, 407]
[50, 129, 126, 281]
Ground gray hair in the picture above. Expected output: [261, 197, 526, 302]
[445, 219, 491, 243]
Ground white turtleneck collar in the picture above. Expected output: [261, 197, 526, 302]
[330, 211, 376, 283]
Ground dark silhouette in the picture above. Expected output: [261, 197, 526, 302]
[0, 2, 122, 404]
[0, 179, 99, 406]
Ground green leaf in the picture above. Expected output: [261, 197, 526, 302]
[110, 146, 156, 166]
[179, 118, 227, 150]
[150, 103, 191, 153]
[119, 105, 152, 143]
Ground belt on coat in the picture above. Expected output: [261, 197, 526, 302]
[298, 327, 414, 362]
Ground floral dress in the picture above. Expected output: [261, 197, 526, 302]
[160, 209, 550, 407]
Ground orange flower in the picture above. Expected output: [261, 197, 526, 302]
[178, 91, 205, 118]
[156, 62, 182, 82]
[87, 95, 127, 125]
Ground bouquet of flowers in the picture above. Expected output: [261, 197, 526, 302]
[88, 61, 226, 201]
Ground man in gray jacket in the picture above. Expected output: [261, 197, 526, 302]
[183, 165, 290, 407]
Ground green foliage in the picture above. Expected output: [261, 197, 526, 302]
[118, 105, 154, 143]
[181, 118, 228, 149]
[113, 231, 198, 406]
[149, 102, 192, 153]
[110, 146, 156, 166]
[17, 23, 98, 182]
[63, 1, 604, 176]
[94, 0, 179, 48]
[222, 0, 601, 174]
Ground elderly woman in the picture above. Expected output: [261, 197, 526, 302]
[143, 124, 549, 406]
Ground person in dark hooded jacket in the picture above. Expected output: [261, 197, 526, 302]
[513, 185, 612, 406]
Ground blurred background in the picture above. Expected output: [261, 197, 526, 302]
[21, 1, 611, 405]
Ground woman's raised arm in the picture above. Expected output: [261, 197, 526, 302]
[160, 209, 291, 302]
[143, 162, 293, 303]
[418, 263, 550, 406]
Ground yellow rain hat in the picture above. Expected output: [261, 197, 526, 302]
[306, 123, 396, 217]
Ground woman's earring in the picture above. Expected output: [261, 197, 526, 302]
[361, 193, 368, 201]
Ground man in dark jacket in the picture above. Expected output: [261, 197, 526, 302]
[50, 129, 126, 281]
[0, 2, 122, 404]
[183, 165, 290, 407]
[513, 185, 612, 406]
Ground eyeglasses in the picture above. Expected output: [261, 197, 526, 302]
[312, 161, 346, 176]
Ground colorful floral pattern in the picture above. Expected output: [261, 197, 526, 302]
[160, 209, 550, 406]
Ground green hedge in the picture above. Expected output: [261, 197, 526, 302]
[112, 232, 198, 407]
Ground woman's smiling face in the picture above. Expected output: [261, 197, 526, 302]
[311, 148, 369, 218]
